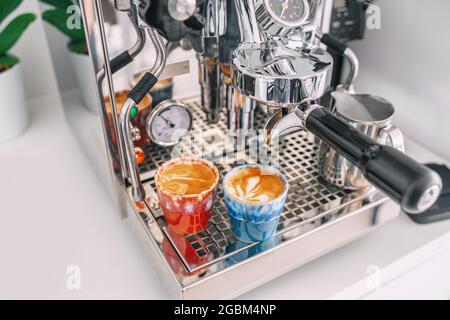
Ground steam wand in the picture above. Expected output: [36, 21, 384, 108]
[120, 29, 168, 202]
[315, 29, 359, 93]
[97, 12, 146, 82]
[95, 10, 147, 181]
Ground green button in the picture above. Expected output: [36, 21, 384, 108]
[130, 105, 138, 119]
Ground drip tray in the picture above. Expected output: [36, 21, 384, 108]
[128, 97, 399, 299]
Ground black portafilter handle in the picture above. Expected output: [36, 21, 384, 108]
[304, 107, 443, 214]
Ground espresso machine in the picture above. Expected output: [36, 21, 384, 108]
[78, 0, 442, 298]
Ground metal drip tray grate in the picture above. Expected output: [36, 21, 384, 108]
[139, 97, 372, 273]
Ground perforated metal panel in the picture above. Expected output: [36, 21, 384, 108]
[140, 97, 365, 272]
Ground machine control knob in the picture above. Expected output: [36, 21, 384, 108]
[167, 0, 196, 21]
[138, 0, 205, 42]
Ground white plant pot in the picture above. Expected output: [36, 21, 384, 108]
[0, 64, 28, 143]
[69, 52, 99, 113]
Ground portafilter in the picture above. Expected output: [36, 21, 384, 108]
[231, 38, 442, 214]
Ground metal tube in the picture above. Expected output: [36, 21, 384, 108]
[198, 0, 222, 124]
[147, 29, 167, 77]
[120, 99, 146, 201]
[120, 28, 168, 201]
[127, 12, 146, 57]
[92, 7, 147, 181]
[92, 0, 128, 180]
[135, 29, 167, 77]
[343, 47, 359, 91]
[315, 28, 359, 91]
[96, 12, 146, 82]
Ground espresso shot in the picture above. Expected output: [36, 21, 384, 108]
[155, 157, 219, 235]
[223, 165, 288, 243]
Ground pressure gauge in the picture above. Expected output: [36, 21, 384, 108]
[146, 100, 193, 147]
[263, 0, 310, 28]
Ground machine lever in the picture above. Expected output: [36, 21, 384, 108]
[304, 106, 443, 214]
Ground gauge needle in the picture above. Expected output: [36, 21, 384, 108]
[160, 115, 175, 128]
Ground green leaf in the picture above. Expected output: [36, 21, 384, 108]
[42, 8, 84, 41]
[38, 0, 74, 11]
[0, 0, 22, 25]
[0, 13, 36, 54]
[68, 39, 87, 54]
[0, 54, 19, 68]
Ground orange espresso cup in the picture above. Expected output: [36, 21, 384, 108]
[155, 157, 219, 235]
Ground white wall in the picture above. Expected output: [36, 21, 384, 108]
[351, 0, 450, 160]
[7, 0, 58, 99]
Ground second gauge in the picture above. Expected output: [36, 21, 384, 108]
[146, 100, 193, 147]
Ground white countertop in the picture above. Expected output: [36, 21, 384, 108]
[1, 94, 450, 300]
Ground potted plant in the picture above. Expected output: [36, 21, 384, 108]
[0, 0, 36, 143]
[39, 0, 98, 113]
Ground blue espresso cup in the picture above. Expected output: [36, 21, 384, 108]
[223, 164, 289, 243]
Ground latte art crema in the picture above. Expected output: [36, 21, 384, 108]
[158, 162, 217, 196]
[225, 167, 285, 203]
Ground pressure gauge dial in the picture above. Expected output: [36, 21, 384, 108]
[146, 100, 193, 147]
[263, 0, 310, 28]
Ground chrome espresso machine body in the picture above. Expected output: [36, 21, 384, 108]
[78, 0, 442, 298]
